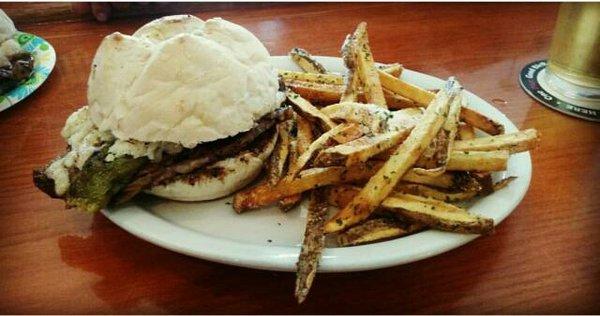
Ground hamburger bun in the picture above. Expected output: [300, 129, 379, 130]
[147, 130, 277, 201]
[87, 15, 283, 148]
[84, 15, 285, 202]
[0, 9, 16, 43]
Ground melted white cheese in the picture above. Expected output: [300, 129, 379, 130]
[45, 158, 71, 196]
[45, 106, 183, 196]
[46, 106, 113, 196]
[105, 140, 182, 162]
[62, 106, 114, 169]
[0, 39, 21, 67]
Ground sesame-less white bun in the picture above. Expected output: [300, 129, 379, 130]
[147, 131, 277, 201]
[0, 10, 17, 43]
[87, 15, 283, 148]
[0, 9, 18, 67]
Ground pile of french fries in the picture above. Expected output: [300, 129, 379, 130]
[234, 22, 540, 303]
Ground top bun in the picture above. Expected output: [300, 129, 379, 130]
[87, 15, 283, 148]
[0, 10, 16, 43]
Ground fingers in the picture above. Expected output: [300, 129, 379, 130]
[111, 2, 131, 11]
[91, 2, 112, 22]
[71, 3, 92, 14]
[71, 2, 173, 22]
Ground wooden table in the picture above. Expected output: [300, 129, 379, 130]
[1, 3, 598, 314]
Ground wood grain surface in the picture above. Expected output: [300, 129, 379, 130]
[1, 3, 599, 314]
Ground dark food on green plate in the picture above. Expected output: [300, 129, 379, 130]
[0, 9, 35, 95]
[0, 52, 34, 94]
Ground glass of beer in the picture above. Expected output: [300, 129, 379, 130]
[545, 3, 600, 102]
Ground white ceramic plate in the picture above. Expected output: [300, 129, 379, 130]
[0, 32, 56, 112]
[102, 56, 532, 272]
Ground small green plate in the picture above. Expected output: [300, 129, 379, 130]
[0, 32, 56, 112]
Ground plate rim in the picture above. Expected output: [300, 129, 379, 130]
[102, 55, 532, 272]
[0, 32, 57, 112]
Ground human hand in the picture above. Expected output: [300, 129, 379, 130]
[72, 3, 180, 22]
[71, 2, 131, 22]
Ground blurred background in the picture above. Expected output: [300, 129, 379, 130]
[2, 2, 280, 24]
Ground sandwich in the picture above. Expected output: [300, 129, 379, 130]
[33, 15, 289, 212]
[0, 9, 34, 94]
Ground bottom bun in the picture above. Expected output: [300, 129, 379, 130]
[146, 132, 277, 201]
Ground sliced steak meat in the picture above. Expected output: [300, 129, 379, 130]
[114, 106, 292, 204]
[0, 52, 35, 94]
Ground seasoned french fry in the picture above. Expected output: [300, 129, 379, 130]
[286, 80, 342, 105]
[342, 70, 361, 103]
[340, 34, 360, 103]
[387, 108, 426, 131]
[447, 150, 508, 172]
[395, 183, 478, 202]
[382, 195, 494, 235]
[314, 129, 411, 167]
[281, 64, 401, 88]
[289, 47, 327, 74]
[323, 185, 361, 208]
[324, 185, 493, 235]
[337, 218, 424, 247]
[383, 88, 418, 109]
[279, 70, 343, 85]
[279, 192, 301, 212]
[403, 169, 455, 188]
[377, 63, 403, 77]
[233, 160, 456, 212]
[286, 139, 300, 177]
[454, 129, 539, 154]
[321, 102, 388, 132]
[326, 184, 474, 208]
[321, 102, 422, 134]
[378, 149, 510, 173]
[325, 78, 461, 233]
[286, 76, 415, 107]
[492, 176, 517, 191]
[296, 115, 314, 154]
[472, 172, 494, 195]
[414, 128, 449, 172]
[379, 70, 434, 106]
[393, 192, 466, 212]
[278, 116, 315, 211]
[295, 189, 328, 304]
[266, 121, 292, 185]
[234, 162, 375, 212]
[278, 139, 301, 211]
[379, 70, 505, 135]
[286, 123, 357, 178]
[413, 88, 461, 177]
[458, 122, 476, 140]
[331, 123, 365, 144]
[280, 116, 313, 207]
[453, 171, 484, 192]
[459, 106, 505, 135]
[439, 92, 462, 163]
[326, 185, 465, 212]
[286, 90, 337, 131]
[352, 23, 387, 107]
